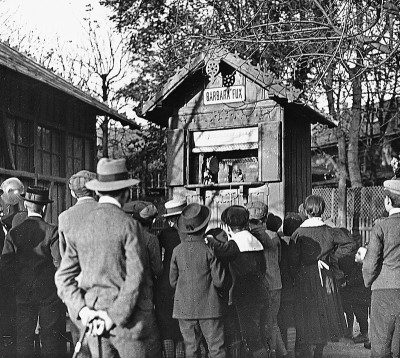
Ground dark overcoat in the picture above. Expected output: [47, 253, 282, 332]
[155, 226, 182, 341]
[1, 216, 60, 300]
[289, 219, 353, 345]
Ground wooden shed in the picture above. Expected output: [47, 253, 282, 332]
[0, 42, 137, 223]
[142, 49, 335, 226]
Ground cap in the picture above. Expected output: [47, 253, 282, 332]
[123, 200, 158, 225]
[246, 201, 268, 220]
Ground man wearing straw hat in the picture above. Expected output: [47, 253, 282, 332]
[363, 179, 400, 357]
[1, 186, 66, 358]
[55, 158, 153, 358]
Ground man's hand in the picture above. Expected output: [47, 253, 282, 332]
[97, 310, 115, 332]
[355, 247, 367, 263]
[78, 306, 100, 327]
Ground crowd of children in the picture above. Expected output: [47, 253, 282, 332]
[150, 194, 372, 358]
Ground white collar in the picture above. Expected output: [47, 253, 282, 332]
[77, 196, 95, 202]
[280, 235, 291, 245]
[300, 217, 325, 228]
[389, 208, 400, 216]
[229, 230, 264, 252]
[99, 196, 121, 208]
[28, 213, 42, 218]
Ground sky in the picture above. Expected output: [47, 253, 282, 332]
[1, 0, 110, 45]
[0, 0, 143, 122]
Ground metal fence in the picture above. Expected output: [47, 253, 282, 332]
[312, 186, 386, 245]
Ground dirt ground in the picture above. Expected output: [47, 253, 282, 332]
[323, 339, 371, 358]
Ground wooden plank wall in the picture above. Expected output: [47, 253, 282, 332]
[0, 67, 97, 224]
[284, 112, 312, 213]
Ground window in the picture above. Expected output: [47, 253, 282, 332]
[37, 126, 62, 177]
[66, 135, 94, 175]
[166, 122, 281, 187]
[189, 127, 259, 185]
[5, 116, 34, 172]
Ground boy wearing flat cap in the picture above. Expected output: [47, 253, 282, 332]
[123, 200, 163, 281]
[363, 179, 400, 357]
[247, 202, 287, 358]
[1, 186, 66, 358]
[57, 170, 97, 356]
[170, 203, 228, 358]
[55, 158, 157, 358]
[59, 170, 97, 257]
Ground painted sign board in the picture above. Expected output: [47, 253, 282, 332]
[204, 85, 245, 105]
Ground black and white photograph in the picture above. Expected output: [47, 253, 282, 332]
[0, 1, 399, 357]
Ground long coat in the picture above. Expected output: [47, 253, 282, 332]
[154, 226, 182, 341]
[289, 218, 353, 346]
[55, 202, 150, 328]
[170, 232, 228, 320]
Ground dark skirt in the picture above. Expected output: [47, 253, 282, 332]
[294, 264, 346, 345]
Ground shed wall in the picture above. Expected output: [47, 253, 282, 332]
[0, 67, 97, 223]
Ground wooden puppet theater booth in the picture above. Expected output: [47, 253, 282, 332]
[142, 49, 335, 227]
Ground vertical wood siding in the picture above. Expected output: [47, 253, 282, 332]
[284, 113, 312, 213]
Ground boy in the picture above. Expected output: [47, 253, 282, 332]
[247, 201, 287, 358]
[170, 203, 228, 358]
[206, 205, 270, 358]
[363, 179, 400, 357]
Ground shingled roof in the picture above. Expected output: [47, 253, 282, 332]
[0, 41, 138, 128]
[141, 48, 335, 128]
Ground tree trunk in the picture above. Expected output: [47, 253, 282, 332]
[348, 67, 363, 187]
[324, 66, 347, 226]
[337, 127, 347, 228]
[100, 116, 109, 158]
[100, 74, 109, 159]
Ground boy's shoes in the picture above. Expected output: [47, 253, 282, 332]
[353, 333, 369, 344]
[364, 340, 371, 349]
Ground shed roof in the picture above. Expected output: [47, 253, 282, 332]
[141, 48, 335, 128]
[0, 42, 138, 128]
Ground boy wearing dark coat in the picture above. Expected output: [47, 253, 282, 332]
[155, 199, 186, 358]
[206, 205, 270, 358]
[170, 203, 228, 358]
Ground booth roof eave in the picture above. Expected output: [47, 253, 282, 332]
[0, 42, 139, 129]
[275, 99, 336, 128]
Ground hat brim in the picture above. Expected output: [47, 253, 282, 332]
[162, 211, 183, 218]
[19, 194, 53, 204]
[85, 178, 140, 191]
[177, 208, 211, 234]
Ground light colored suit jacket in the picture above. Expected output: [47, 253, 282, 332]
[58, 197, 98, 257]
[55, 201, 147, 329]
